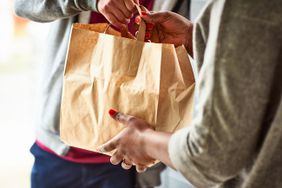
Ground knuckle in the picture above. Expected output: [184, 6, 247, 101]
[107, 1, 115, 9]
[116, 113, 125, 122]
[163, 12, 171, 20]
[127, 116, 137, 125]
[108, 142, 116, 149]
[108, 0, 115, 5]
[100, 7, 106, 13]
[163, 12, 169, 17]
[115, 137, 121, 145]
[104, 4, 111, 11]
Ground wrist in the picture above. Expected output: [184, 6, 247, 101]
[140, 128, 156, 158]
[140, 128, 171, 160]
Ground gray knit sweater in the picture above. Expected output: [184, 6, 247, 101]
[169, 0, 282, 187]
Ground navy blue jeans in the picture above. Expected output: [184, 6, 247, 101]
[30, 143, 136, 188]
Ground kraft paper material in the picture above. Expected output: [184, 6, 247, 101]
[60, 23, 195, 156]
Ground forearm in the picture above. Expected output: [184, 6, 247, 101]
[142, 129, 175, 168]
[14, 0, 97, 22]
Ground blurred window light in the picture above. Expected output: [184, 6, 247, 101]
[0, 1, 50, 187]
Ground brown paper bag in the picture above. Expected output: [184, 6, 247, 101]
[60, 20, 195, 155]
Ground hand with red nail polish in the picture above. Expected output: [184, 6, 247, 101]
[98, 109, 156, 168]
[141, 11, 194, 56]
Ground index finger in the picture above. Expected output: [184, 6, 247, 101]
[108, 109, 134, 125]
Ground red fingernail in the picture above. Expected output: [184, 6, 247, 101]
[141, 11, 148, 16]
[108, 109, 117, 117]
[135, 16, 141, 24]
[145, 32, 151, 39]
[146, 23, 154, 31]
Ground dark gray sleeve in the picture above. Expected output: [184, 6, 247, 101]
[14, 0, 97, 22]
[169, 0, 281, 187]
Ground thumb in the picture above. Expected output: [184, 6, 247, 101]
[141, 11, 170, 25]
[108, 109, 134, 125]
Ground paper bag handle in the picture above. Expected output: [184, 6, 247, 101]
[102, 4, 148, 42]
[103, 24, 111, 34]
[103, 24, 133, 38]
[135, 4, 148, 42]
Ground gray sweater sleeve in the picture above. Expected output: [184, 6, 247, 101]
[14, 0, 97, 22]
[169, 0, 282, 187]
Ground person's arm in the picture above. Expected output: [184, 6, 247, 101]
[14, 0, 98, 22]
[14, 0, 138, 28]
[141, 11, 193, 56]
[98, 110, 174, 171]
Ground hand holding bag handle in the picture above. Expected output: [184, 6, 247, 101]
[135, 4, 160, 43]
[135, 4, 148, 41]
[102, 4, 149, 41]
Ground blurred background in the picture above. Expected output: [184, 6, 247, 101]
[0, 1, 50, 187]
